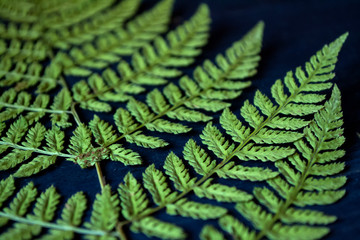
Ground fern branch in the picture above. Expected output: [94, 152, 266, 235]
[54, 0, 174, 76]
[45, 0, 141, 50]
[250, 85, 346, 240]
[0, 39, 50, 62]
[40, 0, 115, 29]
[0, 212, 118, 237]
[76, 3, 211, 106]
[113, 33, 347, 235]
[0, 22, 43, 41]
[92, 21, 264, 151]
[0, 57, 62, 93]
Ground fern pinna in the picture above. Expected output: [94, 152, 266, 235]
[0, 0, 350, 239]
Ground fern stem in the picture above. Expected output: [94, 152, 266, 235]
[0, 140, 74, 158]
[95, 162, 106, 190]
[71, 103, 82, 126]
[0, 102, 72, 114]
[0, 211, 121, 237]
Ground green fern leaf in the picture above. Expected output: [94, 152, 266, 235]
[219, 215, 256, 240]
[131, 216, 186, 240]
[200, 225, 225, 240]
[143, 164, 178, 205]
[50, 89, 72, 128]
[281, 208, 337, 225]
[239, 84, 347, 239]
[163, 152, 197, 191]
[114, 108, 139, 134]
[0, 182, 37, 226]
[194, 179, 252, 202]
[68, 124, 93, 156]
[125, 131, 169, 148]
[0, 22, 42, 41]
[1, 186, 61, 239]
[14, 155, 57, 177]
[0, 39, 49, 62]
[0, 176, 15, 208]
[0, 89, 71, 127]
[89, 115, 117, 146]
[183, 139, 216, 175]
[166, 198, 227, 220]
[44, 127, 65, 153]
[46, 0, 141, 49]
[30, 186, 60, 222]
[42, 0, 115, 29]
[0, 58, 61, 93]
[108, 144, 142, 165]
[44, 192, 87, 239]
[216, 161, 279, 181]
[118, 172, 149, 220]
[56, 0, 175, 76]
[146, 119, 191, 134]
[200, 122, 235, 159]
[84, 185, 119, 237]
[269, 223, 329, 240]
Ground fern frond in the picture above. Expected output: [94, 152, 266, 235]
[104, 34, 347, 239]
[0, 176, 15, 208]
[0, 89, 72, 127]
[131, 216, 186, 240]
[73, 3, 211, 106]
[0, 39, 50, 62]
[200, 225, 225, 240]
[73, 22, 264, 164]
[218, 215, 256, 240]
[194, 178, 252, 202]
[166, 198, 227, 220]
[40, 0, 115, 30]
[43, 192, 87, 239]
[54, 0, 174, 76]
[0, 186, 61, 239]
[0, 57, 62, 93]
[235, 85, 347, 240]
[84, 185, 119, 238]
[0, 0, 38, 23]
[45, 0, 141, 50]
[0, 22, 43, 41]
[118, 172, 149, 220]
[0, 118, 74, 176]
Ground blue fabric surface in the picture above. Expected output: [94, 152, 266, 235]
[0, 0, 359, 239]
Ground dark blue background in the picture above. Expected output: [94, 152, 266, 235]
[1, 0, 359, 239]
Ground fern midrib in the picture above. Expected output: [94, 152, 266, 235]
[81, 19, 206, 103]
[0, 211, 120, 237]
[0, 141, 74, 158]
[254, 124, 327, 240]
[115, 46, 325, 231]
